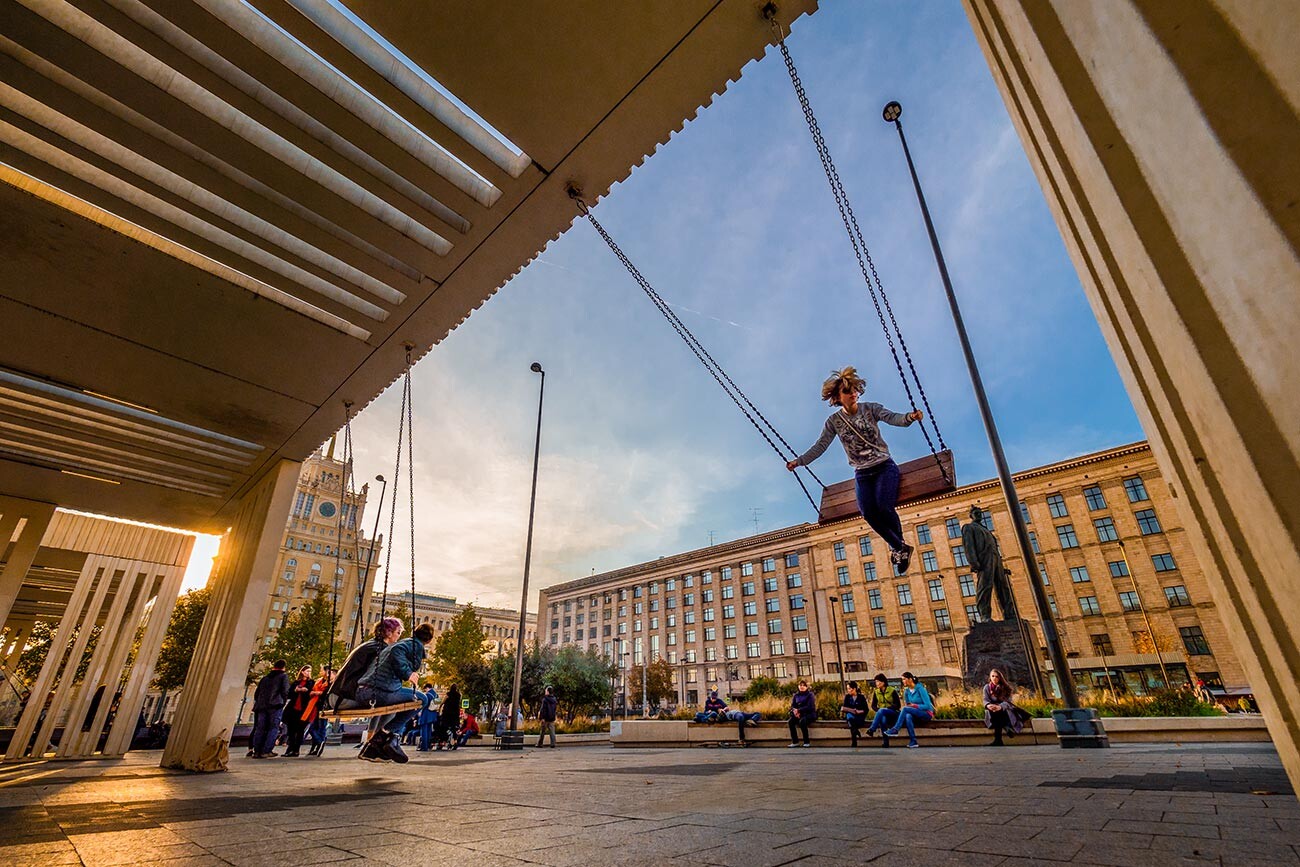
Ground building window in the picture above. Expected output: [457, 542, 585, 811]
[633, 620, 641, 632]
[1028, 531, 1040, 553]
[1084, 485, 1107, 510]
[916, 524, 932, 545]
[896, 583, 912, 606]
[843, 620, 860, 640]
[767, 618, 782, 634]
[959, 574, 976, 597]
[1019, 501, 1032, 524]
[836, 566, 850, 586]
[922, 551, 939, 572]
[934, 608, 951, 631]
[785, 552, 800, 568]
[940, 638, 957, 663]
[683, 594, 693, 607]
[794, 636, 810, 653]
[1135, 509, 1162, 535]
[1091, 633, 1114, 655]
[1039, 563, 1050, 585]
[1180, 626, 1211, 655]
[724, 624, 737, 639]
[685, 575, 695, 588]
[1047, 493, 1068, 518]
[666, 578, 676, 591]
[701, 589, 714, 603]
[721, 584, 734, 600]
[792, 615, 808, 631]
[786, 573, 802, 588]
[790, 594, 805, 609]
[762, 557, 776, 573]
[634, 602, 643, 615]
[1108, 559, 1129, 578]
[763, 576, 778, 593]
[1056, 524, 1080, 548]
[1048, 595, 1058, 617]
[1069, 566, 1091, 584]
[702, 572, 713, 585]
[765, 598, 780, 613]
[839, 591, 855, 613]
[742, 581, 755, 596]
[1118, 591, 1141, 612]
[902, 613, 919, 635]
[833, 541, 846, 561]
[703, 608, 715, 622]
[1124, 475, 1150, 503]
[868, 588, 883, 610]
[952, 545, 968, 567]
[745, 621, 759, 637]
[725, 644, 738, 660]
[666, 597, 676, 610]
[684, 611, 695, 624]
[741, 562, 754, 577]
[743, 601, 757, 617]
[705, 647, 717, 662]
[722, 604, 735, 619]
[978, 510, 994, 531]
[1079, 596, 1101, 616]
[1164, 585, 1191, 607]
[720, 567, 732, 582]
[858, 536, 873, 557]
[965, 604, 982, 624]
[769, 639, 785, 655]
[863, 562, 877, 582]
[945, 517, 962, 539]
[1093, 517, 1119, 542]
[872, 616, 887, 638]
[685, 629, 696, 643]
[927, 578, 945, 602]
[1152, 553, 1177, 572]
[666, 614, 676, 627]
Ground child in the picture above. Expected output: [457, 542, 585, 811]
[788, 366, 923, 573]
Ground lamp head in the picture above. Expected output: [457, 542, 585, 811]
[829, 595, 839, 603]
[375, 474, 385, 483]
[882, 101, 902, 122]
[530, 362, 543, 373]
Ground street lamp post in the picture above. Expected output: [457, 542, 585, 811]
[621, 651, 630, 719]
[827, 595, 847, 693]
[641, 646, 650, 718]
[883, 100, 1082, 715]
[509, 363, 546, 746]
[1118, 540, 1171, 690]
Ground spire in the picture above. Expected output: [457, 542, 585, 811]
[325, 434, 337, 460]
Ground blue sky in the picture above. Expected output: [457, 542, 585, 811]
[333, 0, 1145, 612]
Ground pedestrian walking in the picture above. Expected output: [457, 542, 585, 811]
[249, 660, 290, 759]
[537, 687, 559, 748]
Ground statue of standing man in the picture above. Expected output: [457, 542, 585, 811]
[961, 506, 1015, 622]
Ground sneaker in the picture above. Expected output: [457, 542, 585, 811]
[788, 742, 800, 748]
[358, 739, 388, 762]
[802, 742, 812, 748]
[895, 545, 914, 575]
[884, 729, 899, 737]
[384, 734, 409, 764]
[907, 743, 920, 749]
[245, 749, 255, 758]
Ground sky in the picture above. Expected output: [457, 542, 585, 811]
[187, 0, 1144, 608]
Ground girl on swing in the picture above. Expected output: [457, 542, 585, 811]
[787, 366, 923, 574]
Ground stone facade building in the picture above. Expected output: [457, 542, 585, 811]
[252, 442, 383, 652]
[362, 590, 537, 657]
[539, 442, 1248, 704]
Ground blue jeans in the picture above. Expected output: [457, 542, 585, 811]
[844, 712, 867, 737]
[854, 461, 905, 551]
[887, 707, 931, 745]
[419, 722, 433, 750]
[694, 711, 720, 723]
[309, 717, 327, 746]
[251, 708, 282, 755]
[868, 708, 898, 734]
[356, 685, 422, 736]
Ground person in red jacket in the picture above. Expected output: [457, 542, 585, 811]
[453, 710, 479, 749]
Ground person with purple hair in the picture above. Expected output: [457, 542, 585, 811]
[329, 616, 402, 713]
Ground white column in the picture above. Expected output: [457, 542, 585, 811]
[964, 0, 1300, 787]
[0, 497, 56, 628]
[162, 459, 300, 770]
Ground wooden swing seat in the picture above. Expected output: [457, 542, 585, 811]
[818, 450, 956, 524]
[321, 700, 423, 722]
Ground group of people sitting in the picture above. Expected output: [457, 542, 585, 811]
[692, 669, 1027, 749]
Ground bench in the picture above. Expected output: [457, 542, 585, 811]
[609, 718, 1041, 747]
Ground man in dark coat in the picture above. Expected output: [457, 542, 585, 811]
[249, 660, 290, 758]
[962, 505, 1015, 622]
[537, 686, 559, 748]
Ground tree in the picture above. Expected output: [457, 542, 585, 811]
[490, 642, 554, 718]
[256, 592, 346, 677]
[15, 621, 99, 687]
[428, 604, 487, 688]
[628, 657, 676, 710]
[547, 646, 614, 722]
[151, 589, 210, 693]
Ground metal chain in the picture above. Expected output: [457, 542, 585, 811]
[379, 361, 408, 621]
[327, 402, 352, 673]
[404, 348, 417, 625]
[771, 22, 952, 486]
[581, 208, 823, 512]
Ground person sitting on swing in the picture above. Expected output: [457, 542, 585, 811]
[787, 366, 923, 574]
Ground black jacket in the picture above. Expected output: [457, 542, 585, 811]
[253, 669, 290, 712]
[540, 694, 558, 722]
[331, 638, 384, 702]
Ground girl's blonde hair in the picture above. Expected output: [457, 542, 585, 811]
[821, 366, 866, 406]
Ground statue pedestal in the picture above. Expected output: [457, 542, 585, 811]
[963, 619, 1040, 693]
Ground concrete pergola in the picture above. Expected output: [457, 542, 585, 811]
[0, 0, 1296, 789]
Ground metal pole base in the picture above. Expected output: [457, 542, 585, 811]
[498, 729, 526, 750]
[1052, 708, 1110, 748]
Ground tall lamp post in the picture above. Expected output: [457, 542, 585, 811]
[1118, 540, 1171, 689]
[883, 101, 1084, 719]
[509, 363, 546, 745]
[352, 474, 387, 646]
[827, 595, 847, 693]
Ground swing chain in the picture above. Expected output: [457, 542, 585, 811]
[768, 13, 952, 486]
[579, 203, 825, 513]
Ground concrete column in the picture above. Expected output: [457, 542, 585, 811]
[0, 497, 56, 628]
[162, 459, 300, 770]
[963, 0, 1300, 787]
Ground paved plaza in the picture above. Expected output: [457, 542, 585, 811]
[0, 743, 1295, 867]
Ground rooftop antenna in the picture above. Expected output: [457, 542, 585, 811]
[749, 507, 763, 534]
[708, 530, 716, 546]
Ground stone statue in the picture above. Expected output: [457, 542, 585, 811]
[961, 505, 1015, 622]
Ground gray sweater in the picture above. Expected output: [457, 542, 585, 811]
[794, 403, 914, 471]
